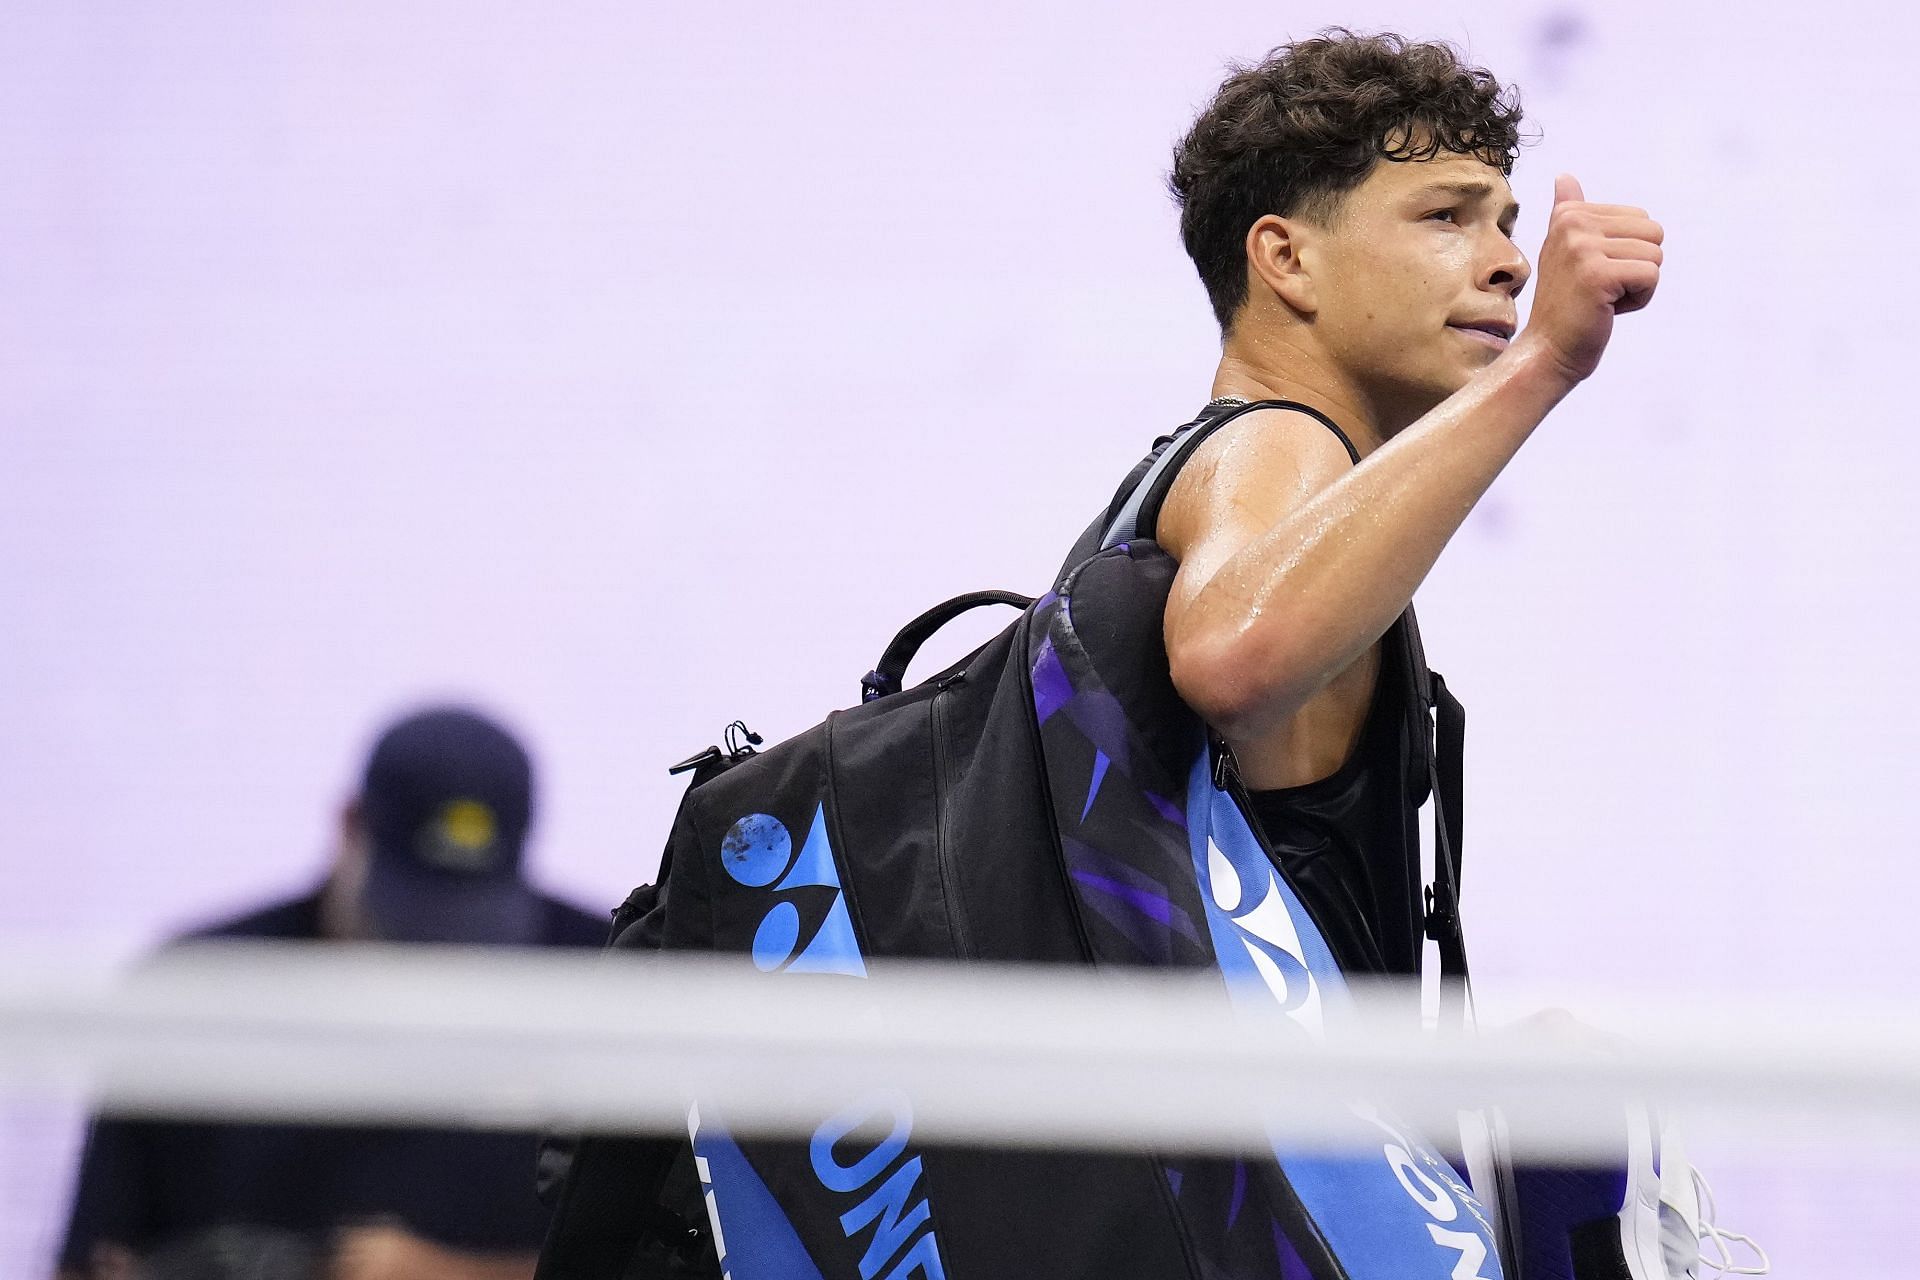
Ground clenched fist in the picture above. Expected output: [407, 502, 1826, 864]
[1517, 174, 1664, 387]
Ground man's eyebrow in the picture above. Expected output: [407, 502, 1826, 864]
[1414, 178, 1522, 224]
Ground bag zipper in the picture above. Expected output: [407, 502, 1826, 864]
[930, 674, 975, 959]
[1208, 736, 1319, 905]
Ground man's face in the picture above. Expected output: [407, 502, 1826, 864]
[1303, 148, 1529, 422]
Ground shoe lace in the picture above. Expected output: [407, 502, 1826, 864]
[1691, 1168, 1770, 1276]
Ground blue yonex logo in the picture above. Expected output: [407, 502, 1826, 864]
[712, 807, 948, 1278]
[1204, 833, 1324, 1029]
[811, 1093, 947, 1280]
[1354, 1103, 1498, 1280]
[1189, 773, 1502, 1279]
[721, 806, 866, 976]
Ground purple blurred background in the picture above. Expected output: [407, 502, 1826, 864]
[3, 1, 1912, 1272]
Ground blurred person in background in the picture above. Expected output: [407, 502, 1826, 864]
[56, 706, 608, 1280]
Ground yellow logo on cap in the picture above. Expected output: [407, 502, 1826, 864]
[440, 799, 497, 851]
[415, 798, 500, 872]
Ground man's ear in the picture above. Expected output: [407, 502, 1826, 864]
[340, 796, 365, 843]
[1245, 213, 1318, 316]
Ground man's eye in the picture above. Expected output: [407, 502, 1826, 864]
[1426, 209, 1457, 223]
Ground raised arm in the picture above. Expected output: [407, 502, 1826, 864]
[1162, 176, 1663, 743]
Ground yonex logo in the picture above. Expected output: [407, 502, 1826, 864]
[720, 806, 865, 976]
[1201, 816, 1500, 1278]
[1355, 1103, 1499, 1280]
[714, 806, 949, 1277]
[811, 1093, 947, 1279]
[1205, 835, 1323, 1030]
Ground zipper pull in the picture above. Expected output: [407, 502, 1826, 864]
[668, 745, 722, 776]
[1210, 737, 1238, 791]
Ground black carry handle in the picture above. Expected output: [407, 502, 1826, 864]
[861, 589, 1035, 703]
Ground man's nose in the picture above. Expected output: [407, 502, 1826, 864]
[1487, 243, 1530, 297]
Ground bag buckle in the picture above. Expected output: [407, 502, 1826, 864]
[1423, 883, 1460, 943]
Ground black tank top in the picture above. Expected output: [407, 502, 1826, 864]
[1243, 614, 1427, 977]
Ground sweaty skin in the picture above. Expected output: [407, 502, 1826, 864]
[1159, 163, 1663, 789]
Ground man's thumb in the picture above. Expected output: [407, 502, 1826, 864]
[1554, 173, 1584, 206]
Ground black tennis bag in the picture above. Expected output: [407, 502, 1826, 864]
[537, 399, 1495, 1280]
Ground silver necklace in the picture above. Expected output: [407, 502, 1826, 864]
[1206, 395, 1251, 408]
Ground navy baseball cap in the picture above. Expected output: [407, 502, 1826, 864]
[356, 706, 543, 945]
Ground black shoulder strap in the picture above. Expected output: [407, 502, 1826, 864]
[1430, 674, 1469, 1022]
[1103, 399, 1359, 548]
[1403, 608, 1470, 1013]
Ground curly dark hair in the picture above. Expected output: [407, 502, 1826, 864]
[1171, 30, 1526, 332]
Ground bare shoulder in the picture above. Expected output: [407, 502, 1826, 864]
[1157, 406, 1357, 564]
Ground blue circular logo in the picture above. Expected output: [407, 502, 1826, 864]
[721, 813, 794, 888]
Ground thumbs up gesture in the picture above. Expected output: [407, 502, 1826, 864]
[1519, 174, 1664, 386]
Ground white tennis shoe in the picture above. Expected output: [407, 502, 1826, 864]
[1654, 1123, 1769, 1277]
[1462, 1104, 1769, 1279]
